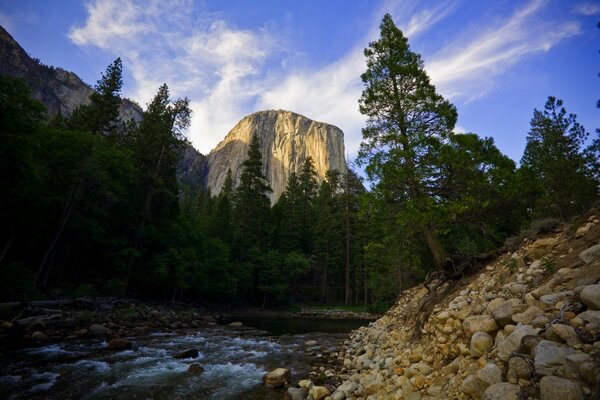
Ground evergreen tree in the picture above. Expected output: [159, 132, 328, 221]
[68, 58, 123, 135]
[521, 96, 597, 219]
[357, 14, 457, 269]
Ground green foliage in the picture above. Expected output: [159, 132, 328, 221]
[68, 58, 123, 135]
[521, 96, 598, 219]
[357, 13, 457, 269]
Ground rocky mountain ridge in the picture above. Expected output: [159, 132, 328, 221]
[286, 212, 600, 400]
[207, 110, 347, 201]
[0, 25, 142, 121]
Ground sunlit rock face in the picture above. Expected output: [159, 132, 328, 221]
[206, 110, 347, 202]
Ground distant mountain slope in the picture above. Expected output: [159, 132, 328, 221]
[0, 25, 142, 121]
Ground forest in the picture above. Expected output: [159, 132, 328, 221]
[1, 14, 598, 312]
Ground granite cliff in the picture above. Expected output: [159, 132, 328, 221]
[206, 110, 347, 201]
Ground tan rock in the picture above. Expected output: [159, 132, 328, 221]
[470, 332, 494, 357]
[463, 315, 499, 337]
[263, 368, 290, 387]
[539, 376, 583, 400]
[309, 385, 331, 400]
[206, 110, 347, 202]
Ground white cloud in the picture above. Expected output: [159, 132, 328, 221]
[426, 0, 581, 101]
[573, 2, 600, 16]
[69, 0, 583, 159]
[69, 0, 283, 154]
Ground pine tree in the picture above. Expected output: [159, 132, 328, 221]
[357, 14, 457, 269]
[521, 96, 597, 219]
[68, 58, 123, 135]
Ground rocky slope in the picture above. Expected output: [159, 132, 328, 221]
[288, 212, 600, 400]
[0, 25, 142, 121]
[206, 110, 347, 201]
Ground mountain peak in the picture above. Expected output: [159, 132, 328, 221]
[206, 110, 347, 201]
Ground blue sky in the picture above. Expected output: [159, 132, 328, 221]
[1, 0, 599, 164]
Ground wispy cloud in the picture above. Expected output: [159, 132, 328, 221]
[573, 2, 600, 16]
[426, 0, 581, 101]
[69, 0, 583, 158]
[69, 0, 285, 153]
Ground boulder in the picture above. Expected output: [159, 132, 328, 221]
[470, 332, 494, 357]
[534, 340, 575, 376]
[406, 362, 433, 377]
[579, 244, 600, 264]
[482, 383, 520, 400]
[497, 324, 535, 361]
[580, 284, 600, 310]
[492, 301, 514, 327]
[284, 387, 308, 400]
[460, 363, 502, 399]
[108, 338, 132, 351]
[539, 376, 583, 400]
[512, 306, 543, 325]
[336, 381, 358, 397]
[309, 385, 331, 400]
[175, 348, 199, 359]
[89, 324, 110, 336]
[577, 310, 600, 327]
[187, 363, 204, 375]
[263, 368, 290, 387]
[544, 324, 581, 346]
[507, 356, 533, 383]
[463, 315, 499, 337]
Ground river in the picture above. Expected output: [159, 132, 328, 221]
[0, 317, 369, 399]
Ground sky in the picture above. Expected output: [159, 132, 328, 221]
[1, 0, 599, 165]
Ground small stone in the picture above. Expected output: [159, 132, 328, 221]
[108, 338, 132, 351]
[309, 385, 331, 400]
[228, 321, 243, 327]
[284, 387, 308, 400]
[298, 379, 313, 389]
[463, 315, 499, 337]
[305, 340, 318, 346]
[580, 284, 600, 310]
[539, 376, 583, 400]
[470, 332, 494, 357]
[263, 368, 290, 387]
[482, 382, 520, 400]
[187, 363, 204, 375]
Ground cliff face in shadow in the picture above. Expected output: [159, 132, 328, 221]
[206, 110, 347, 202]
[0, 25, 142, 121]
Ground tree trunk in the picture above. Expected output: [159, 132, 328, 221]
[344, 200, 351, 305]
[423, 228, 447, 270]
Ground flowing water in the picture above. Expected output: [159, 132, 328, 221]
[0, 318, 370, 399]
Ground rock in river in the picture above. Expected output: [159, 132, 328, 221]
[263, 368, 290, 387]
